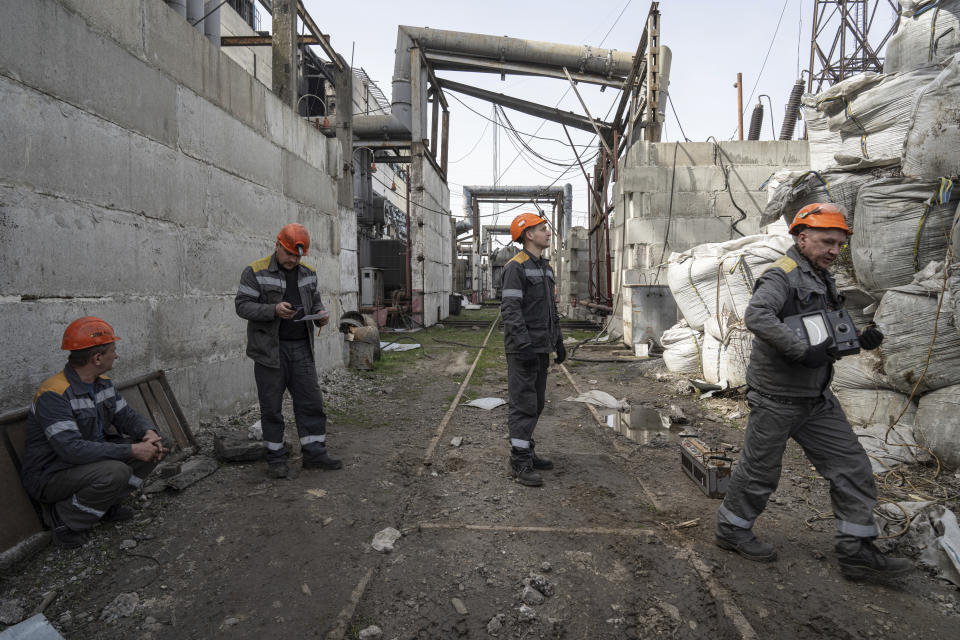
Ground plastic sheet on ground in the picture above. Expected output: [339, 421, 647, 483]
[874, 262, 960, 394]
[463, 397, 506, 410]
[914, 384, 960, 467]
[563, 389, 629, 412]
[855, 424, 929, 473]
[380, 341, 420, 352]
[884, 1, 960, 74]
[876, 501, 960, 586]
[802, 66, 941, 171]
[0, 614, 65, 640]
[666, 234, 793, 331]
[852, 178, 959, 291]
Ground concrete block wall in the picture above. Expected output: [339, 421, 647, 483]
[558, 227, 592, 320]
[611, 140, 809, 345]
[412, 157, 453, 325]
[0, 0, 346, 424]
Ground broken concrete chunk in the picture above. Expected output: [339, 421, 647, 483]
[248, 420, 263, 441]
[214, 433, 265, 462]
[520, 585, 544, 606]
[486, 613, 505, 634]
[668, 404, 688, 424]
[450, 436, 463, 447]
[0, 598, 25, 626]
[464, 398, 506, 410]
[517, 604, 538, 623]
[451, 597, 468, 616]
[358, 625, 383, 640]
[100, 593, 138, 623]
[526, 574, 555, 597]
[371, 527, 401, 553]
[166, 456, 218, 491]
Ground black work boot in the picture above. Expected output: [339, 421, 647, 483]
[46, 507, 87, 549]
[529, 439, 554, 470]
[102, 503, 135, 523]
[715, 523, 777, 562]
[266, 461, 289, 479]
[838, 541, 912, 580]
[509, 447, 543, 487]
[302, 450, 342, 470]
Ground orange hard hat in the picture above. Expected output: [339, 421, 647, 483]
[277, 223, 310, 256]
[510, 213, 546, 243]
[61, 317, 120, 351]
[788, 203, 852, 236]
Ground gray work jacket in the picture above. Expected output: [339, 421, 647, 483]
[235, 253, 325, 368]
[744, 245, 843, 398]
[500, 249, 562, 354]
[21, 365, 153, 499]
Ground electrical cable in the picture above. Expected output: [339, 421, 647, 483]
[667, 94, 691, 142]
[449, 118, 491, 164]
[706, 137, 747, 237]
[497, 106, 600, 166]
[652, 141, 680, 285]
[447, 93, 595, 147]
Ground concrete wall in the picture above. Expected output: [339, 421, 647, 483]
[219, 4, 272, 86]
[610, 140, 809, 344]
[0, 0, 346, 424]
[412, 156, 453, 325]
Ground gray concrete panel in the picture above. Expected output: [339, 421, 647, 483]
[184, 233, 275, 295]
[0, 0, 177, 147]
[202, 167, 297, 236]
[142, 0, 221, 105]
[281, 150, 335, 209]
[166, 354, 257, 427]
[0, 187, 182, 297]
[177, 87, 283, 189]
[57, 0, 145, 57]
[156, 295, 246, 361]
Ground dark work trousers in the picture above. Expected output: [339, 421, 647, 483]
[40, 457, 156, 531]
[717, 390, 878, 555]
[254, 339, 328, 463]
[506, 353, 550, 448]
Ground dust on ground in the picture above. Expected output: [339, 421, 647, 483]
[2, 309, 959, 639]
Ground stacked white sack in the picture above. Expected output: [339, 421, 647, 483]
[666, 234, 793, 331]
[915, 386, 960, 467]
[903, 53, 960, 178]
[884, 1, 960, 74]
[873, 262, 960, 394]
[660, 322, 704, 377]
[852, 179, 958, 291]
[832, 349, 917, 428]
[802, 66, 941, 171]
[761, 169, 875, 228]
[699, 317, 752, 387]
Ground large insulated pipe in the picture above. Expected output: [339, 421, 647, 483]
[779, 79, 805, 140]
[165, 0, 187, 18]
[186, 0, 203, 31]
[563, 183, 573, 236]
[747, 102, 764, 140]
[203, 1, 221, 48]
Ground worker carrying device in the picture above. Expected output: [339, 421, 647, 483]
[714, 202, 908, 580]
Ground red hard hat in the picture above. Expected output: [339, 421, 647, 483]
[788, 203, 853, 236]
[510, 213, 545, 243]
[277, 223, 310, 256]
[62, 317, 120, 351]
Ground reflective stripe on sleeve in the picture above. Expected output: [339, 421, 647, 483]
[115, 397, 127, 411]
[524, 268, 545, 278]
[238, 284, 260, 298]
[95, 387, 116, 403]
[298, 275, 318, 288]
[70, 398, 95, 411]
[128, 475, 143, 488]
[256, 275, 284, 288]
[502, 289, 523, 299]
[45, 421, 79, 438]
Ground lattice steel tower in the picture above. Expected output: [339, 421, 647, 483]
[807, 0, 901, 92]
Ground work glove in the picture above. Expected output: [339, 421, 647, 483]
[858, 326, 884, 350]
[516, 346, 538, 363]
[555, 339, 567, 365]
[798, 342, 837, 369]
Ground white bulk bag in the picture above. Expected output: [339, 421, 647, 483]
[903, 54, 960, 178]
[852, 177, 958, 291]
[660, 323, 704, 377]
[666, 234, 793, 330]
[856, 424, 930, 473]
[914, 384, 960, 467]
[874, 265, 960, 393]
[884, 1, 960, 74]
[761, 169, 874, 228]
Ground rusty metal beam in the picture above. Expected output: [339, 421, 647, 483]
[296, 0, 344, 72]
[221, 34, 319, 46]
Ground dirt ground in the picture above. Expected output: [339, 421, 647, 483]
[2, 307, 960, 639]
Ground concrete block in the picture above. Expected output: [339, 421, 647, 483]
[0, 0, 177, 147]
[58, 0, 144, 56]
[202, 167, 295, 236]
[282, 150, 335, 208]
[0, 187, 182, 297]
[221, 54, 267, 136]
[142, 0, 222, 104]
[214, 433, 264, 462]
[177, 87, 283, 189]
[128, 142, 207, 227]
[155, 295, 246, 362]
[167, 353, 257, 425]
[181, 231, 269, 295]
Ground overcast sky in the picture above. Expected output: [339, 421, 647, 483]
[298, 0, 899, 239]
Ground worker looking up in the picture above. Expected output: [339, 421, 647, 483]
[21, 317, 168, 549]
[501, 213, 566, 487]
[235, 223, 341, 479]
[715, 203, 909, 580]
